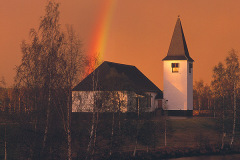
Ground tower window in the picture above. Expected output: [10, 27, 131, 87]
[171, 63, 179, 73]
[189, 63, 193, 73]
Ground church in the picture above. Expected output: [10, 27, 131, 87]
[72, 17, 194, 116]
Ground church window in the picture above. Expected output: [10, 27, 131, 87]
[171, 63, 179, 73]
[189, 63, 193, 73]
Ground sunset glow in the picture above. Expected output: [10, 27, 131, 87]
[1, 0, 240, 89]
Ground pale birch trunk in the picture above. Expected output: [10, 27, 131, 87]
[198, 96, 201, 113]
[118, 100, 122, 148]
[34, 93, 37, 132]
[67, 126, 72, 160]
[133, 98, 140, 157]
[67, 88, 72, 160]
[43, 74, 52, 152]
[221, 97, 225, 150]
[165, 116, 167, 146]
[164, 101, 168, 147]
[19, 96, 21, 113]
[86, 81, 96, 160]
[208, 98, 210, 110]
[92, 110, 99, 157]
[43, 107, 50, 151]
[230, 83, 236, 147]
[110, 112, 115, 156]
[133, 123, 139, 156]
[118, 101, 121, 132]
[213, 99, 216, 118]
[86, 106, 95, 160]
[86, 70, 98, 160]
[4, 124, 7, 160]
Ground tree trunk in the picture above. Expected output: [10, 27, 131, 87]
[164, 99, 168, 146]
[230, 83, 236, 147]
[86, 71, 98, 160]
[34, 92, 38, 132]
[42, 86, 51, 152]
[133, 98, 140, 157]
[110, 112, 115, 156]
[221, 97, 225, 150]
[19, 95, 21, 113]
[118, 101, 122, 147]
[86, 107, 95, 160]
[133, 122, 139, 157]
[213, 99, 216, 118]
[208, 98, 210, 110]
[165, 116, 167, 146]
[92, 110, 99, 157]
[67, 88, 72, 160]
[118, 103, 121, 132]
[67, 128, 72, 160]
[198, 96, 201, 113]
[4, 124, 7, 160]
[42, 107, 50, 151]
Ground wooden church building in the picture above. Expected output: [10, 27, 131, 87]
[72, 17, 194, 116]
[72, 61, 163, 112]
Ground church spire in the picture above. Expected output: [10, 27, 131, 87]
[163, 17, 194, 62]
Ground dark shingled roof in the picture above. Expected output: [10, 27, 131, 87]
[162, 18, 194, 62]
[73, 61, 162, 95]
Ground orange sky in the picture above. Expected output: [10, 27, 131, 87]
[1, 0, 240, 89]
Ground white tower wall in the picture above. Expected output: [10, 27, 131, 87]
[187, 61, 193, 110]
[163, 60, 193, 110]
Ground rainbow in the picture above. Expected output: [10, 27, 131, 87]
[86, 0, 117, 75]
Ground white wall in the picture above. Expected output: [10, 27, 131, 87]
[72, 91, 95, 112]
[72, 91, 160, 112]
[187, 61, 193, 110]
[163, 60, 193, 110]
[72, 91, 129, 112]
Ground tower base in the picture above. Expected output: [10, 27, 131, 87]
[165, 110, 193, 116]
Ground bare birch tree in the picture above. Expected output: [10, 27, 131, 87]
[225, 49, 240, 147]
[194, 80, 205, 113]
[85, 54, 101, 160]
[57, 25, 84, 160]
[0, 77, 7, 111]
[204, 84, 212, 110]
[16, 1, 85, 159]
[211, 62, 227, 149]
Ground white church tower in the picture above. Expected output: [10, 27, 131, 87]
[162, 17, 194, 116]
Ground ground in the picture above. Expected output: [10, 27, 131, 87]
[0, 112, 240, 159]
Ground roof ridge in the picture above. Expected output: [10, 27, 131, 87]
[104, 61, 135, 67]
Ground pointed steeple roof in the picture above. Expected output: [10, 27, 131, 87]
[162, 17, 194, 62]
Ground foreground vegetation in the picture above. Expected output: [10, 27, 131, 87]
[0, 113, 240, 159]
